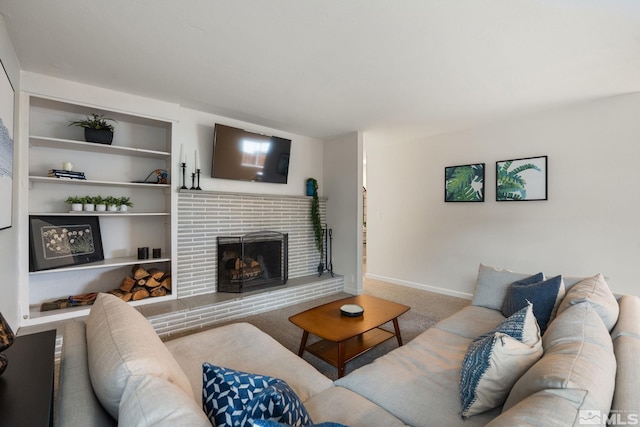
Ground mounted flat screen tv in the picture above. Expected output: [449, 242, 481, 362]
[211, 124, 291, 184]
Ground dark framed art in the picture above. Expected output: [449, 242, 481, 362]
[29, 215, 104, 272]
[496, 155, 548, 201]
[0, 59, 15, 230]
[445, 163, 485, 202]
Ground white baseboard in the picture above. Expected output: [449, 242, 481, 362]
[365, 273, 473, 300]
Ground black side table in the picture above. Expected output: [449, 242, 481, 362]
[0, 329, 56, 427]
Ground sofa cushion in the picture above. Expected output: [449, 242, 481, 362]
[501, 275, 565, 333]
[165, 323, 333, 404]
[556, 273, 619, 331]
[503, 302, 616, 420]
[86, 293, 194, 420]
[303, 387, 408, 427]
[611, 295, 640, 340]
[434, 305, 506, 340]
[472, 264, 540, 311]
[202, 363, 312, 427]
[459, 303, 542, 419]
[336, 327, 500, 427]
[118, 375, 210, 427]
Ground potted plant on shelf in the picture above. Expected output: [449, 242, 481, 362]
[94, 196, 106, 212]
[81, 196, 95, 211]
[104, 196, 119, 212]
[118, 197, 133, 212]
[68, 113, 118, 145]
[65, 196, 83, 212]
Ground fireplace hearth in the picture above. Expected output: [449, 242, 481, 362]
[217, 231, 288, 293]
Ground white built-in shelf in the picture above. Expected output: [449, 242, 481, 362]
[28, 255, 172, 275]
[26, 293, 175, 326]
[29, 135, 171, 159]
[29, 175, 171, 189]
[29, 211, 170, 217]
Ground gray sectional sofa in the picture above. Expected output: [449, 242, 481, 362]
[56, 264, 640, 426]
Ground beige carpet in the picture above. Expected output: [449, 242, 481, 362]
[212, 278, 471, 380]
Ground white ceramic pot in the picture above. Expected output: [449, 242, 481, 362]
[96, 204, 106, 212]
[71, 203, 83, 212]
[119, 205, 129, 212]
[84, 203, 95, 211]
[107, 205, 118, 212]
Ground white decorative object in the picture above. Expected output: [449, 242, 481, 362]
[107, 204, 118, 212]
[96, 204, 106, 212]
[71, 203, 82, 212]
[120, 205, 128, 212]
[84, 203, 95, 211]
[63, 161, 73, 171]
[340, 304, 364, 317]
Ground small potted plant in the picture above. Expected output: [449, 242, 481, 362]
[94, 196, 106, 212]
[65, 196, 83, 212]
[104, 196, 119, 212]
[68, 113, 117, 145]
[81, 196, 95, 211]
[118, 196, 133, 212]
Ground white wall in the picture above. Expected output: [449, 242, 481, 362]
[176, 108, 323, 197]
[0, 15, 21, 330]
[324, 131, 363, 294]
[366, 93, 640, 298]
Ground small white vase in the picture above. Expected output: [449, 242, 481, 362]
[107, 204, 118, 212]
[70, 203, 83, 212]
[96, 204, 107, 212]
[119, 205, 129, 212]
[84, 203, 95, 211]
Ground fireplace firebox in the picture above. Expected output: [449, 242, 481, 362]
[217, 231, 288, 293]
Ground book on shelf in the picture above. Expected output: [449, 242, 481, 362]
[48, 169, 87, 180]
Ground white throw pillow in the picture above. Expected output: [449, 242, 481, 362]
[459, 303, 543, 419]
[86, 293, 194, 419]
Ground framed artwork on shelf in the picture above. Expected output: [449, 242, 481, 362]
[29, 215, 104, 272]
[496, 155, 548, 201]
[444, 163, 485, 202]
[0, 59, 15, 230]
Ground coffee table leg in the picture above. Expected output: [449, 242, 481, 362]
[298, 331, 309, 357]
[338, 341, 346, 378]
[393, 318, 403, 346]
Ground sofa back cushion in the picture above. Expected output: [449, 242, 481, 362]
[86, 293, 194, 419]
[472, 264, 540, 311]
[502, 302, 616, 422]
[119, 375, 210, 427]
[556, 273, 619, 331]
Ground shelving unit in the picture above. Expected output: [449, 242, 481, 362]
[21, 94, 177, 326]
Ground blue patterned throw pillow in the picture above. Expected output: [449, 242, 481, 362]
[202, 363, 312, 427]
[459, 303, 543, 419]
[252, 420, 349, 427]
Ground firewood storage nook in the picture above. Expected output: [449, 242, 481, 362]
[217, 231, 288, 293]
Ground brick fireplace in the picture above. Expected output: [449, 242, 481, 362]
[177, 190, 326, 298]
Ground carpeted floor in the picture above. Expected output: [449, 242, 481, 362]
[211, 278, 471, 380]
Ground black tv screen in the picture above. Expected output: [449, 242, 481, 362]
[211, 124, 291, 184]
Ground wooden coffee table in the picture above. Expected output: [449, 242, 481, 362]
[289, 294, 410, 378]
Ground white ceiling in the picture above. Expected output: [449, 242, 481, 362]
[1, 1, 639, 140]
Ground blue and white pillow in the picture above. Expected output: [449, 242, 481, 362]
[252, 420, 349, 427]
[459, 303, 543, 419]
[502, 274, 565, 333]
[203, 363, 312, 427]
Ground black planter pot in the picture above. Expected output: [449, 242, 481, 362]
[84, 128, 113, 145]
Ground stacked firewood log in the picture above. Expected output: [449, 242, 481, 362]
[109, 264, 171, 302]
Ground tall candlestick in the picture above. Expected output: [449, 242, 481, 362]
[180, 144, 185, 163]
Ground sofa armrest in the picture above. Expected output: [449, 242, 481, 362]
[56, 321, 116, 427]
